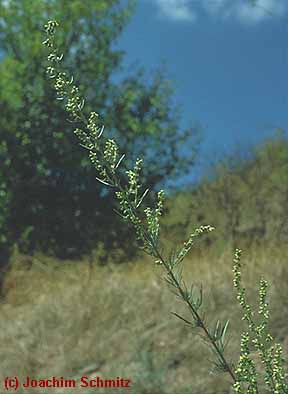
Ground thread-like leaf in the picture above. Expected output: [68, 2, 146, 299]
[115, 154, 125, 169]
[136, 188, 149, 208]
[95, 177, 113, 187]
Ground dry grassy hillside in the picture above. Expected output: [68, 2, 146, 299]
[1, 242, 287, 394]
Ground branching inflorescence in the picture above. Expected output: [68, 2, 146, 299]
[42, 20, 288, 393]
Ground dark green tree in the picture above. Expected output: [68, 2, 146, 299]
[0, 0, 199, 263]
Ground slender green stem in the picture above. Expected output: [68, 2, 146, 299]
[151, 245, 237, 383]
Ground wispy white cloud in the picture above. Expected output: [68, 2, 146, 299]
[201, 0, 228, 15]
[235, 0, 287, 23]
[153, 0, 197, 21]
[151, 0, 287, 23]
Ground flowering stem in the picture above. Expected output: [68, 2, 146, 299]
[42, 20, 238, 388]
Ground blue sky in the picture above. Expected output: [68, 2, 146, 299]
[113, 0, 288, 189]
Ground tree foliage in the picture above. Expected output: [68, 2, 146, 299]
[0, 0, 199, 262]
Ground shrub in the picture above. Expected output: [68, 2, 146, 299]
[42, 20, 288, 393]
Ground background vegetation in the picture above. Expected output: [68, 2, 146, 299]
[162, 130, 288, 256]
[0, 0, 199, 264]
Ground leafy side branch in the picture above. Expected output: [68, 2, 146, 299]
[232, 249, 288, 393]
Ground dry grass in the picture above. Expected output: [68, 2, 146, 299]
[0, 242, 287, 393]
